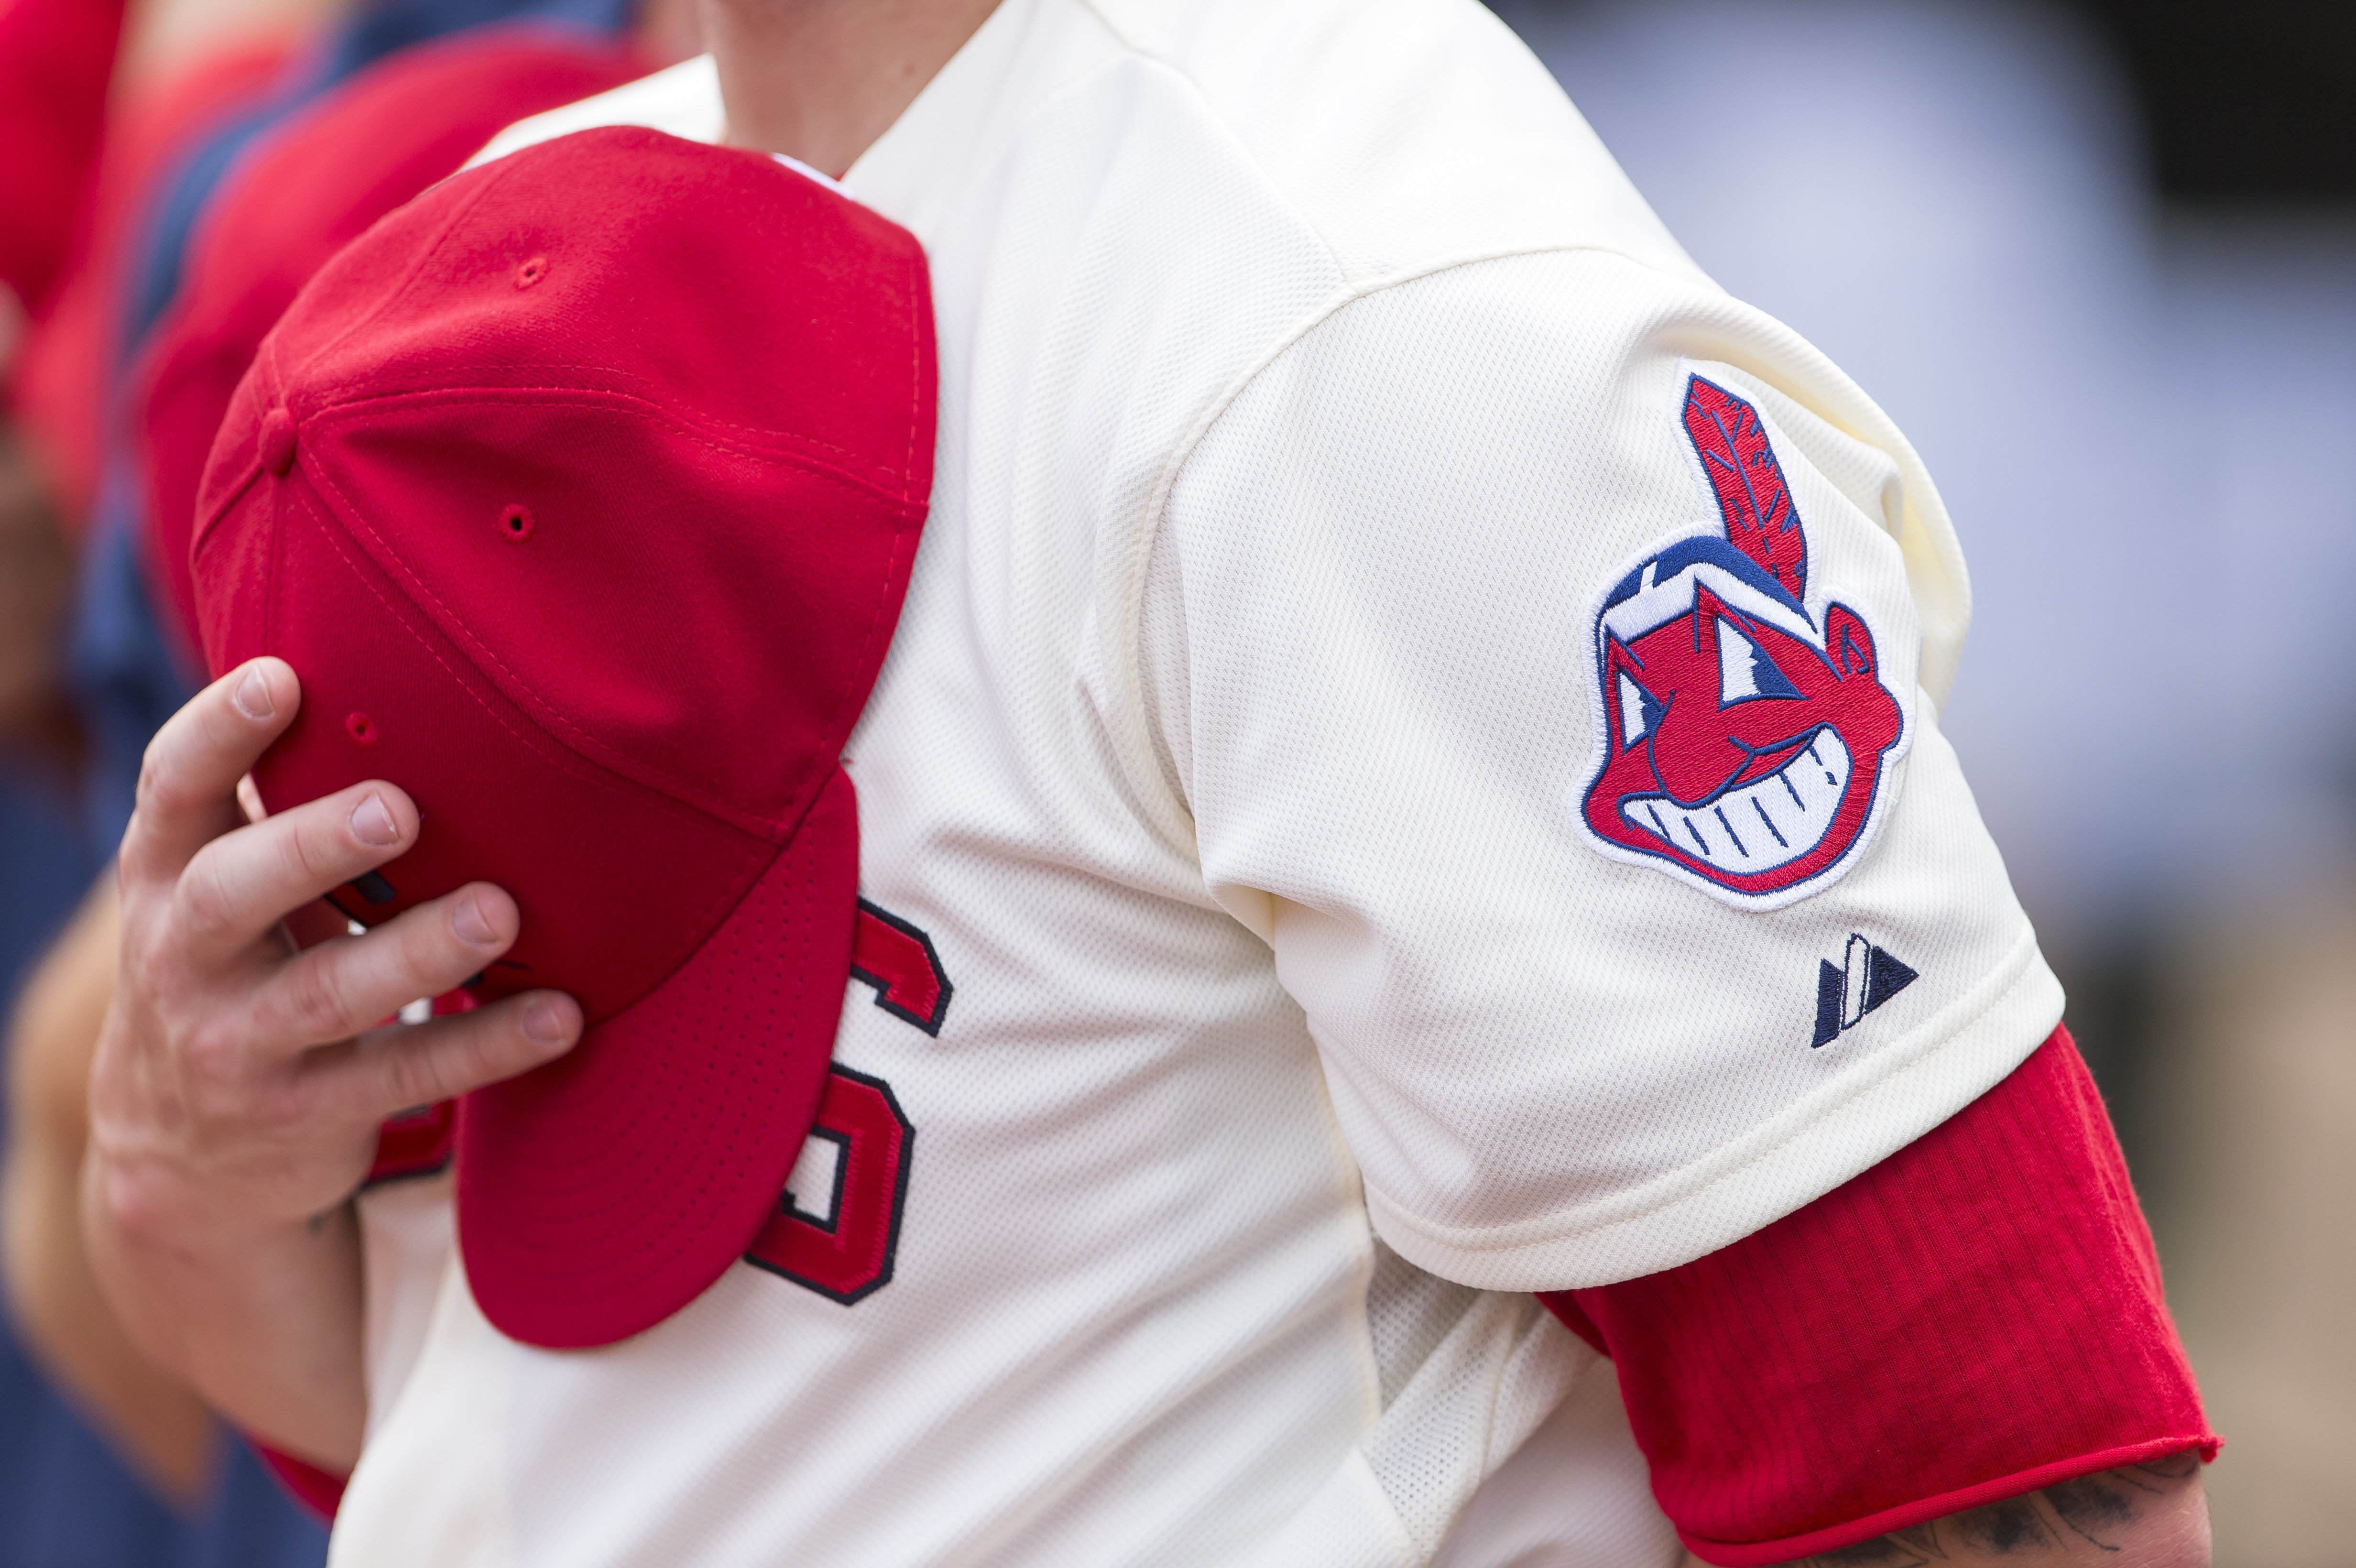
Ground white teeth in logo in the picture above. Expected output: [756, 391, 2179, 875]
[1620, 728, 1852, 875]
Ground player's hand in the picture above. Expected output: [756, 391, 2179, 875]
[86, 657, 583, 1248]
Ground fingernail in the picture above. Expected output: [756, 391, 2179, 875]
[350, 793, 399, 847]
[234, 667, 275, 720]
[453, 892, 497, 946]
[523, 999, 568, 1045]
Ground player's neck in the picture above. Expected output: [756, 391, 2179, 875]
[703, 0, 1002, 177]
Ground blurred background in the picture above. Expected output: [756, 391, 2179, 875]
[0, 0, 672, 1557]
[0, 0, 2349, 1562]
[1489, 0, 2356, 1560]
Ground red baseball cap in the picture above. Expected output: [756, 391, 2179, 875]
[192, 125, 936, 1349]
[0, 0, 122, 319]
[140, 26, 651, 673]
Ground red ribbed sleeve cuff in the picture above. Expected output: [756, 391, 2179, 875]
[1543, 1026, 2216, 1565]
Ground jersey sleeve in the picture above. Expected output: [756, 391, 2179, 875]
[1542, 1026, 2216, 1565]
[1136, 246, 2064, 1290]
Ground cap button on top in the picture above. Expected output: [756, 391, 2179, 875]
[258, 408, 298, 476]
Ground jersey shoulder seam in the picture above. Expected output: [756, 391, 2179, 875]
[1069, 1, 1353, 283]
[1154, 241, 1701, 537]
[1074, 0, 1696, 295]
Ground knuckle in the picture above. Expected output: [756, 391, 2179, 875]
[175, 853, 238, 941]
[118, 903, 167, 972]
[389, 910, 460, 997]
[91, 1163, 176, 1243]
[284, 814, 337, 886]
[124, 934, 177, 1006]
[404, 1013, 524, 1105]
[475, 1008, 542, 1075]
[179, 1016, 243, 1085]
[377, 1037, 455, 1111]
[244, 1073, 315, 1135]
[134, 749, 180, 817]
[282, 957, 360, 1044]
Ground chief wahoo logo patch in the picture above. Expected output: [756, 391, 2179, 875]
[1580, 374, 1908, 908]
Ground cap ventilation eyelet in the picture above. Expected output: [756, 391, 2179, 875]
[346, 712, 378, 746]
[499, 504, 535, 543]
[514, 256, 548, 289]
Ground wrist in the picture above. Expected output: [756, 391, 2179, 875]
[79, 1132, 330, 1274]
[81, 1146, 366, 1450]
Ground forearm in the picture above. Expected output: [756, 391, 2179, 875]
[81, 1155, 367, 1470]
[1713, 1453, 2210, 1567]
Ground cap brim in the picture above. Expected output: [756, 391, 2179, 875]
[455, 768, 859, 1349]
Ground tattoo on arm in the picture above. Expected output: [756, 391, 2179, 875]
[1773, 1456, 2205, 1566]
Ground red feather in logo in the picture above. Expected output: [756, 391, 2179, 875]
[1683, 376, 1806, 603]
[1575, 373, 1905, 906]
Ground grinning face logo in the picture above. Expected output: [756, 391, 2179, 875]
[1579, 375, 1907, 907]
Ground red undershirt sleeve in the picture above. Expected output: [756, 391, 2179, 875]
[252, 1442, 348, 1524]
[1542, 1025, 2217, 1566]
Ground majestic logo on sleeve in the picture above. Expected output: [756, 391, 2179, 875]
[1579, 375, 1908, 908]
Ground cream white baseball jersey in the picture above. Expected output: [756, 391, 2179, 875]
[333, 0, 2064, 1563]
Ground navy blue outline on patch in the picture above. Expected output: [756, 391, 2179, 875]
[1572, 369, 1914, 912]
